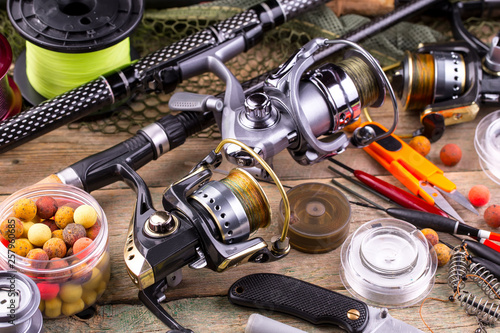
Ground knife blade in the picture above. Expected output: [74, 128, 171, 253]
[228, 273, 424, 333]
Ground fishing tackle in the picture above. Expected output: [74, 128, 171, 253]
[0, 0, 331, 153]
[469, 260, 500, 299]
[34, 1, 441, 329]
[447, 245, 500, 330]
[169, 38, 399, 174]
[390, 0, 500, 141]
[457, 292, 500, 326]
[43, 0, 440, 196]
[448, 247, 469, 291]
[122, 138, 291, 332]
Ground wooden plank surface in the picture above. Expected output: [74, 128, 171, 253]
[1, 65, 500, 333]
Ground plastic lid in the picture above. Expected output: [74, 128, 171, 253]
[340, 218, 437, 308]
[8, 0, 143, 52]
[0, 271, 43, 332]
[474, 110, 500, 185]
[279, 183, 351, 254]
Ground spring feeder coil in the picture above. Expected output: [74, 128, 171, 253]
[8, 0, 143, 106]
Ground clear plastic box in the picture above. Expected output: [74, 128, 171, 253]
[0, 183, 110, 318]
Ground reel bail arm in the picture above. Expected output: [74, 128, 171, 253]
[268, 38, 399, 164]
[168, 38, 399, 169]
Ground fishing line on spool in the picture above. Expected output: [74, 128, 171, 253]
[8, 0, 143, 108]
[25, 38, 132, 100]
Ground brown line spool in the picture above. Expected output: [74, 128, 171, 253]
[278, 183, 351, 254]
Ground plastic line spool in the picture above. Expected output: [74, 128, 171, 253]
[0, 33, 22, 121]
[8, 0, 143, 108]
[0, 271, 43, 333]
[474, 110, 500, 185]
[278, 183, 351, 254]
[340, 218, 437, 308]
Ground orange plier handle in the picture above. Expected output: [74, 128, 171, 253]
[361, 122, 456, 205]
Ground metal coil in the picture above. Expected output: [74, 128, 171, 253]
[458, 292, 500, 325]
[448, 247, 468, 291]
[469, 262, 500, 300]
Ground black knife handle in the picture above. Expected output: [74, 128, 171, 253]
[228, 273, 369, 333]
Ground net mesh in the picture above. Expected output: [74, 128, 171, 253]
[0, 0, 491, 137]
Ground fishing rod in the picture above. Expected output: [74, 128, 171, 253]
[39, 0, 442, 192]
[0, 0, 331, 154]
[26, 0, 444, 330]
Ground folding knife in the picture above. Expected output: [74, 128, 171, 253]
[228, 273, 423, 333]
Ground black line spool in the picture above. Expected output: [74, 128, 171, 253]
[8, 0, 143, 109]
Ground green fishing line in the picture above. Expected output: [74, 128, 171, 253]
[26, 38, 132, 99]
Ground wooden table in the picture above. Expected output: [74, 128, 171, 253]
[1, 77, 499, 332]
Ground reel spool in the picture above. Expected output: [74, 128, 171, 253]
[340, 218, 437, 308]
[395, 50, 467, 112]
[0, 33, 22, 121]
[190, 168, 271, 244]
[275, 39, 399, 164]
[390, 41, 482, 142]
[278, 183, 351, 254]
[8, 0, 143, 106]
[298, 54, 382, 135]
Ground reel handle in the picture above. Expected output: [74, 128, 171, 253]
[139, 280, 194, 333]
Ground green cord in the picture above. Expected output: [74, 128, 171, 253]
[26, 38, 132, 99]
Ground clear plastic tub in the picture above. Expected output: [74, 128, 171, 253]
[0, 183, 110, 318]
[340, 218, 437, 308]
[474, 110, 500, 185]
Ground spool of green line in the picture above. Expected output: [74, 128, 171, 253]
[8, 0, 143, 107]
[26, 38, 131, 99]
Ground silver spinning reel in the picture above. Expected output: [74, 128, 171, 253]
[170, 38, 399, 173]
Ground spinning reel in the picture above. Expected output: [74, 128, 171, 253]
[123, 139, 291, 332]
[123, 38, 398, 331]
[390, 1, 500, 142]
[391, 40, 496, 142]
[169, 38, 399, 174]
